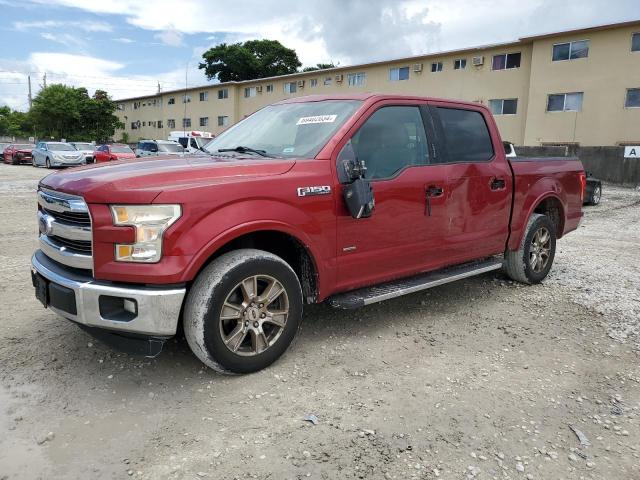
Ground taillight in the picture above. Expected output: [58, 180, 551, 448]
[579, 172, 586, 202]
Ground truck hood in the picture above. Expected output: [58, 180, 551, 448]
[39, 154, 296, 204]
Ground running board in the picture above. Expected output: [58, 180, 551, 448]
[328, 258, 503, 309]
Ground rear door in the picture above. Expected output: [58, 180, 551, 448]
[334, 101, 450, 291]
[428, 102, 512, 261]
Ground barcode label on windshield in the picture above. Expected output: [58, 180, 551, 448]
[297, 115, 337, 125]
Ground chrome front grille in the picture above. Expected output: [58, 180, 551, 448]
[37, 188, 93, 270]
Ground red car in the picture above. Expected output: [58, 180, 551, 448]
[93, 144, 136, 163]
[3, 143, 34, 164]
[31, 94, 585, 374]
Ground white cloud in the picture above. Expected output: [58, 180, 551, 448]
[41, 32, 85, 48]
[153, 29, 184, 47]
[14, 19, 112, 32]
[113, 37, 134, 43]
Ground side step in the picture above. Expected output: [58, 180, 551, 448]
[328, 258, 503, 309]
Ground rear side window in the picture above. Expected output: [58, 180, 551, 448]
[435, 107, 494, 162]
[178, 137, 188, 148]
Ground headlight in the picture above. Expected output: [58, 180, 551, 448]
[110, 205, 181, 263]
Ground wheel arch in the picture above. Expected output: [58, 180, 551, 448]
[185, 226, 321, 304]
[508, 191, 566, 251]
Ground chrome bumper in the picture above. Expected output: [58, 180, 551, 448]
[31, 250, 185, 336]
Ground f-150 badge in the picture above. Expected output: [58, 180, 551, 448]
[297, 186, 331, 197]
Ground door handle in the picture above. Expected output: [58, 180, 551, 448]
[490, 177, 506, 190]
[425, 185, 444, 216]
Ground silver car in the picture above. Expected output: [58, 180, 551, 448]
[70, 142, 96, 164]
[135, 140, 186, 157]
[32, 142, 85, 168]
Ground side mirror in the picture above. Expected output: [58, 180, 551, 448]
[343, 177, 375, 219]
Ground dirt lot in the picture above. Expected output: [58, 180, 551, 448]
[0, 164, 639, 480]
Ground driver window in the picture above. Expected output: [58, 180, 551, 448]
[190, 138, 198, 149]
[350, 106, 429, 180]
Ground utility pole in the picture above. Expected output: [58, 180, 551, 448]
[43, 72, 47, 88]
[28, 75, 33, 109]
[157, 81, 161, 94]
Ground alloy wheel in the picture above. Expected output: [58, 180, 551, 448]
[219, 275, 289, 356]
[529, 227, 551, 273]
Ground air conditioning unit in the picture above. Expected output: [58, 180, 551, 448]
[413, 63, 423, 72]
[335, 74, 344, 82]
[256, 85, 263, 93]
[297, 80, 305, 88]
[472, 56, 484, 66]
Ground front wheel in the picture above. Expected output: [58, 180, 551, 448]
[184, 249, 303, 374]
[45, 157, 52, 169]
[12, 154, 19, 165]
[503, 213, 556, 284]
[588, 183, 602, 205]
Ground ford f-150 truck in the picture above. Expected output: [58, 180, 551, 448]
[31, 94, 586, 374]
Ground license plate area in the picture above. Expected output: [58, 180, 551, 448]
[32, 271, 49, 307]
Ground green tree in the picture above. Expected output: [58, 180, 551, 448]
[0, 106, 34, 138]
[199, 39, 301, 82]
[302, 63, 336, 72]
[29, 85, 123, 142]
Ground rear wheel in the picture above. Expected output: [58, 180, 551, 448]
[503, 213, 556, 284]
[588, 184, 602, 205]
[184, 249, 303, 374]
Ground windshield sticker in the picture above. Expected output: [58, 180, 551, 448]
[283, 147, 295, 153]
[296, 115, 337, 125]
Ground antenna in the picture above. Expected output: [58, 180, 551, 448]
[157, 81, 161, 94]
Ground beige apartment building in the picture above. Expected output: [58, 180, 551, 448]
[115, 20, 640, 147]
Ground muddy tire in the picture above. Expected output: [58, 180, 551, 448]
[184, 249, 303, 374]
[503, 213, 556, 284]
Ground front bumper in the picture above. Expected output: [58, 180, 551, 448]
[31, 250, 186, 337]
[52, 157, 85, 166]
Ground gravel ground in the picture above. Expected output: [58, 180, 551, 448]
[0, 164, 639, 480]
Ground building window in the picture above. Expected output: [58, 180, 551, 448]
[133, 101, 140, 110]
[218, 89, 228, 99]
[492, 52, 521, 70]
[625, 88, 640, 108]
[168, 97, 175, 105]
[199, 91, 208, 101]
[167, 119, 175, 128]
[431, 62, 443, 72]
[389, 66, 410, 81]
[182, 118, 191, 128]
[324, 77, 332, 86]
[142, 121, 146, 127]
[284, 82, 297, 94]
[218, 116, 229, 127]
[489, 98, 518, 115]
[310, 78, 318, 87]
[244, 87, 257, 98]
[347, 72, 366, 86]
[131, 122, 138, 130]
[117, 104, 124, 111]
[547, 92, 584, 112]
[157, 120, 163, 129]
[552, 40, 589, 61]
[182, 95, 191, 103]
[199, 117, 209, 127]
[266, 84, 274, 93]
[632, 33, 640, 52]
[454, 59, 467, 70]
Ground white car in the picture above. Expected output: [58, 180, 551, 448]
[135, 140, 186, 157]
[70, 142, 96, 164]
[32, 142, 85, 168]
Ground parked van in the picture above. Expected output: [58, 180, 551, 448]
[167, 131, 212, 153]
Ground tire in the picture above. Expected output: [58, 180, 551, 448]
[588, 183, 602, 206]
[11, 155, 18, 165]
[184, 249, 303, 374]
[32, 156, 37, 167]
[503, 213, 556, 284]
[45, 157, 51, 169]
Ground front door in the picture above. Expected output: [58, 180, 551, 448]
[334, 103, 450, 292]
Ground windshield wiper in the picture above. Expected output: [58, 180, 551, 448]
[217, 146, 273, 157]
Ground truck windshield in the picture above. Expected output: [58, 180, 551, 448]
[203, 100, 362, 158]
[158, 143, 184, 153]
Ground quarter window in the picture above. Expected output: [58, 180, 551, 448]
[547, 92, 584, 112]
[347, 73, 366, 86]
[552, 40, 589, 61]
[489, 98, 518, 115]
[218, 89, 228, 99]
[284, 82, 297, 94]
[625, 88, 640, 108]
[348, 106, 429, 180]
[492, 52, 521, 70]
[632, 33, 640, 52]
[389, 67, 410, 81]
[454, 59, 467, 70]
[431, 62, 443, 72]
[435, 107, 494, 163]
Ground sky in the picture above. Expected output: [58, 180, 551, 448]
[0, 0, 638, 110]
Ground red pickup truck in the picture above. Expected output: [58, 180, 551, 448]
[31, 94, 585, 374]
